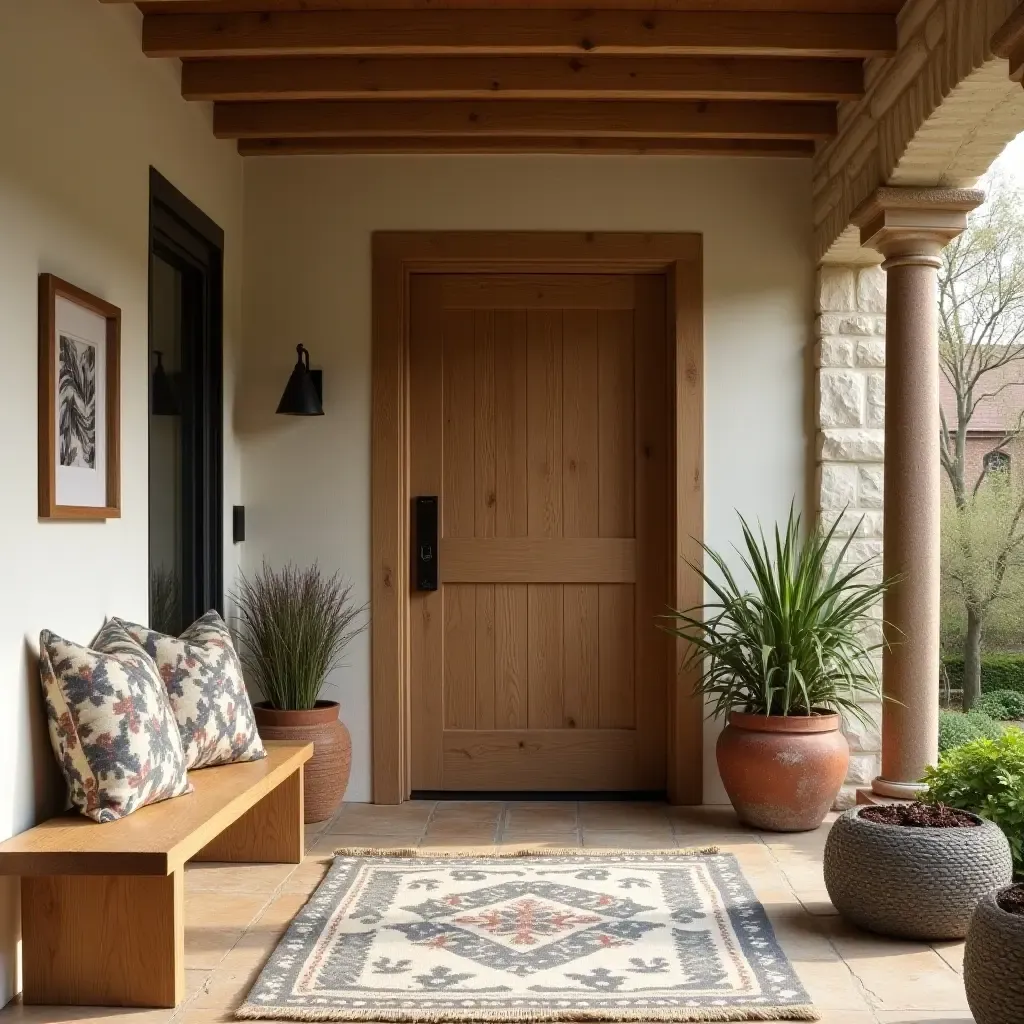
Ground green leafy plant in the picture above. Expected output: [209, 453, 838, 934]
[924, 729, 1024, 876]
[975, 690, 1024, 722]
[943, 653, 1024, 696]
[234, 562, 368, 711]
[661, 506, 893, 724]
[939, 709, 1004, 754]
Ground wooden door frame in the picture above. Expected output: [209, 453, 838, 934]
[371, 231, 704, 805]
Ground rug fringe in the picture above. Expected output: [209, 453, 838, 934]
[331, 846, 721, 858]
[236, 1003, 820, 1022]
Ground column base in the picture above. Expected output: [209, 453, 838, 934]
[856, 787, 913, 806]
[871, 776, 928, 800]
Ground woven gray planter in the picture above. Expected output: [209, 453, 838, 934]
[965, 888, 1024, 1024]
[823, 806, 1013, 940]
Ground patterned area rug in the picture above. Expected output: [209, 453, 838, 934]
[237, 848, 818, 1023]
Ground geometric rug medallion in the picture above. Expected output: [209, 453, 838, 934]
[237, 849, 818, 1023]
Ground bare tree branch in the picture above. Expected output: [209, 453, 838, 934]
[939, 168, 1024, 707]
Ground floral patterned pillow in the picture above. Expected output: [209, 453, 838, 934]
[39, 621, 192, 823]
[116, 611, 266, 770]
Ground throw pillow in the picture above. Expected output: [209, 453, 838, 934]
[39, 621, 192, 823]
[116, 610, 266, 770]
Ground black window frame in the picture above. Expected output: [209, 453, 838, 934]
[984, 449, 1011, 475]
[148, 168, 225, 626]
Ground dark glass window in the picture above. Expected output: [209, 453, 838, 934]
[984, 450, 1011, 475]
[149, 169, 224, 633]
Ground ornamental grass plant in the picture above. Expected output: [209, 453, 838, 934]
[662, 507, 893, 726]
[234, 562, 367, 711]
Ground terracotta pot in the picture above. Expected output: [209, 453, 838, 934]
[253, 701, 351, 823]
[716, 710, 849, 832]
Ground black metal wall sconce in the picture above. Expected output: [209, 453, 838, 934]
[276, 344, 324, 416]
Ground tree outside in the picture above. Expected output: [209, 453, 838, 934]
[939, 135, 1024, 710]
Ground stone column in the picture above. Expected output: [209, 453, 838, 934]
[852, 187, 985, 799]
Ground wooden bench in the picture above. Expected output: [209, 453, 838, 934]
[0, 740, 313, 1010]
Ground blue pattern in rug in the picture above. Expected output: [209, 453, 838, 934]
[237, 850, 817, 1022]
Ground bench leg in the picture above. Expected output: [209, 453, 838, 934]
[22, 870, 184, 1008]
[192, 765, 304, 864]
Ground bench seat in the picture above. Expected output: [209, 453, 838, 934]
[0, 740, 313, 1009]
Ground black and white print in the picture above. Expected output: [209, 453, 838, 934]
[237, 851, 817, 1022]
[58, 333, 97, 468]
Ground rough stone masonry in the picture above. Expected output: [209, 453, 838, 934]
[816, 265, 886, 808]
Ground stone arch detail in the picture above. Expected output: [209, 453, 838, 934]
[815, 0, 1024, 265]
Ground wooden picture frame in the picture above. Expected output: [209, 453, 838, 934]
[38, 274, 121, 520]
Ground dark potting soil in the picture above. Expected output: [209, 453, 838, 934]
[860, 802, 979, 828]
[997, 885, 1024, 916]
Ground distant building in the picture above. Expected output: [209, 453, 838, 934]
[940, 355, 1024, 488]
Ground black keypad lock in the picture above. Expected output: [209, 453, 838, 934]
[414, 496, 439, 591]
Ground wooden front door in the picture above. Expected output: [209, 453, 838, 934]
[409, 271, 671, 793]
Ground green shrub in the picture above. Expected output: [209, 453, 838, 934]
[942, 654, 1024, 696]
[938, 710, 1004, 755]
[924, 729, 1024, 876]
[974, 689, 1024, 721]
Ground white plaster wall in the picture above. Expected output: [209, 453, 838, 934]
[0, 0, 243, 1002]
[242, 155, 812, 805]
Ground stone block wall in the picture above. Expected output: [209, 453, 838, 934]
[816, 265, 886, 808]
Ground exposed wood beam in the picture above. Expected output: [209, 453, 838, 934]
[132, 1, 905, 11]
[143, 10, 897, 58]
[182, 55, 864, 102]
[213, 98, 837, 139]
[237, 136, 817, 155]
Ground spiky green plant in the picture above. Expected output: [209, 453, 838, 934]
[661, 507, 895, 725]
[233, 562, 368, 711]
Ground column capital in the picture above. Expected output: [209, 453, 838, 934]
[993, 3, 1024, 87]
[851, 187, 986, 268]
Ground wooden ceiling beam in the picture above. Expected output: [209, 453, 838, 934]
[213, 98, 837, 139]
[143, 10, 896, 58]
[131, 1, 904, 11]
[237, 136, 817, 155]
[182, 55, 864, 102]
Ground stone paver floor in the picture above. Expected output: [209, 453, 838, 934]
[0, 802, 974, 1024]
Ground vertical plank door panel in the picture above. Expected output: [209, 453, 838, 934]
[494, 310, 529, 539]
[495, 582, 529, 729]
[473, 311, 498, 730]
[562, 309, 599, 539]
[562, 583, 600, 730]
[443, 310, 476, 540]
[562, 309, 601, 731]
[474, 311, 497, 540]
[476, 583, 496, 730]
[444, 583, 477, 729]
[410, 271, 670, 792]
[528, 582, 564, 729]
[409, 277, 445, 789]
[526, 310, 563, 540]
[599, 583, 636, 729]
[598, 309, 636, 539]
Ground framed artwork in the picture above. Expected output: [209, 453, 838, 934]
[38, 274, 121, 520]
